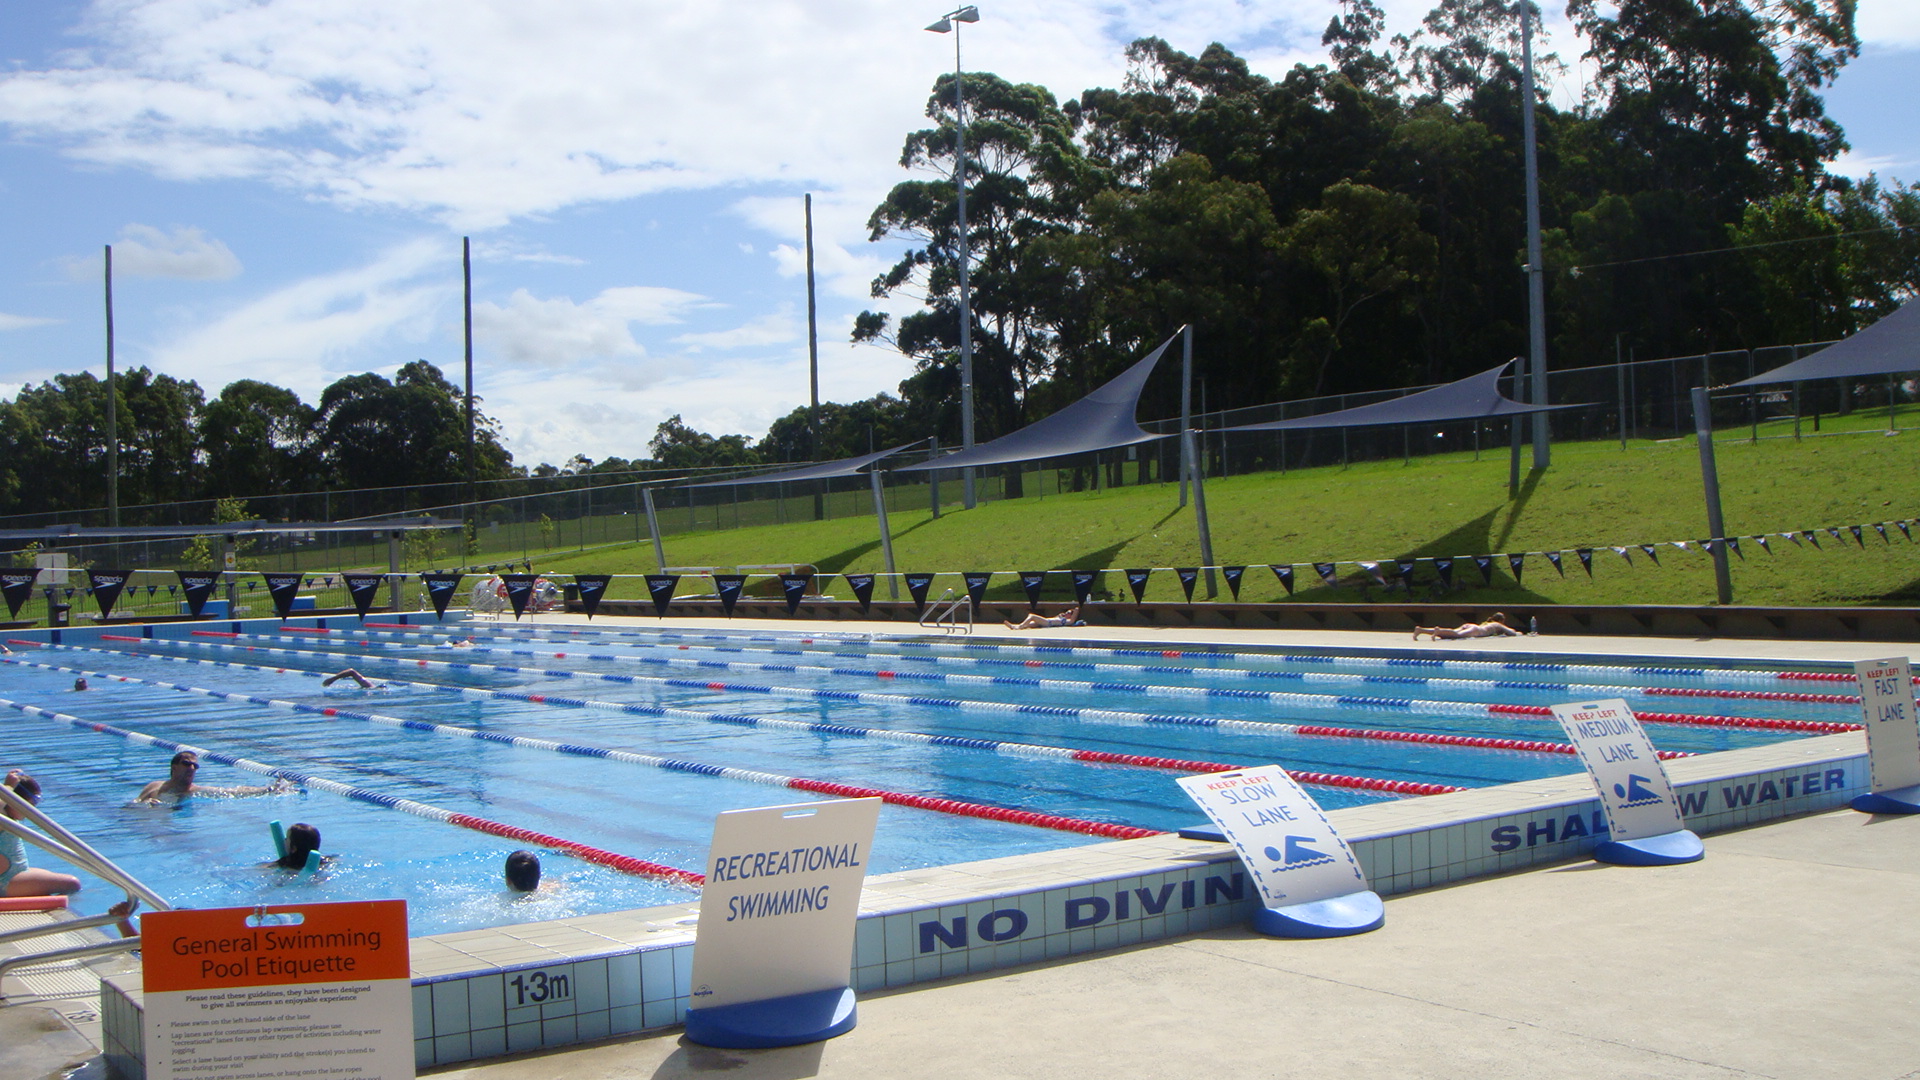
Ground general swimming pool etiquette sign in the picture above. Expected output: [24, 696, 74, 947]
[1551, 699, 1687, 842]
[1175, 768, 1368, 909]
[141, 900, 412, 1080]
[689, 797, 880, 1012]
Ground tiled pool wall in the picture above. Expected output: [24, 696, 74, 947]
[98, 732, 1867, 1077]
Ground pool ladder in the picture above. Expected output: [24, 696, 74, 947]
[920, 589, 973, 635]
[0, 785, 171, 991]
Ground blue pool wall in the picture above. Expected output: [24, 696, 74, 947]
[81, 602, 1864, 1080]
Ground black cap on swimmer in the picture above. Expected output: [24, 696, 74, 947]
[505, 850, 541, 892]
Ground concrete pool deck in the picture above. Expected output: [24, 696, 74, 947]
[9, 616, 1919, 1079]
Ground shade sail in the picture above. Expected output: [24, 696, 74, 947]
[1217, 360, 1575, 433]
[1731, 300, 1920, 386]
[897, 333, 1177, 473]
[684, 442, 919, 488]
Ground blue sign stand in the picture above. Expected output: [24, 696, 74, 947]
[1251, 891, 1385, 938]
[684, 987, 858, 1050]
[1552, 701, 1702, 867]
[1850, 659, 1920, 815]
[1593, 830, 1705, 867]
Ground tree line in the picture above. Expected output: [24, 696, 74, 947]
[4, 0, 1914, 523]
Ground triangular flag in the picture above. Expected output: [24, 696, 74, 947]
[1357, 561, 1386, 587]
[1849, 524, 1865, 547]
[1754, 535, 1771, 554]
[501, 574, 539, 619]
[1314, 563, 1339, 588]
[714, 574, 747, 617]
[1639, 544, 1660, 565]
[87, 570, 130, 620]
[1612, 546, 1631, 565]
[419, 573, 463, 620]
[0, 569, 40, 619]
[1071, 570, 1097, 606]
[343, 573, 384, 619]
[905, 573, 935, 613]
[1671, 540, 1691, 552]
[1473, 555, 1494, 585]
[962, 572, 992, 612]
[145, 584, 157, 597]
[175, 571, 221, 618]
[573, 574, 612, 618]
[1874, 523, 1889, 544]
[1805, 530, 1822, 548]
[780, 574, 812, 615]
[1898, 521, 1912, 541]
[1019, 571, 1047, 608]
[1125, 569, 1152, 603]
[644, 574, 679, 618]
[1506, 553, 1525, 585]
[1434, 557, 1454, 588]
[1395, 559, 1417, 587]
[1270, 564, 1294, 595]
[1546, 551, 1564, 577]
[263, 573, 304, 620]
[1176, 567, 1199, 601]
[1222, 566, 1245, 599]
[845, 573, 876, 614]
[1576, 548, 1593, 576]
[1726, 537, 1743, 560]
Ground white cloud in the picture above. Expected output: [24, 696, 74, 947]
[108, 224, 242, 280]
[1858, 8, 1920, 48]
[472, 286, 707, 369]
[1830, 148, 1915, 182]
[673, 311, 797, 352]
[147, 237, 451, 394]
[0, 313, 62, 331]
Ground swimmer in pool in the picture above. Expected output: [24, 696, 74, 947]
[1412, 614, 1522, 641]
[321, 668, 383, 688]
[2, 770, 82, 897]
[263, 822, 326, 871]
[135, 750, 291, 803]
[505, 850, 541, 893]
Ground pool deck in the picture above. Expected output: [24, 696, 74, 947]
[9, 616, 1919, 1080]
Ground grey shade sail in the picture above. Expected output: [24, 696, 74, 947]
[684, 442, 919, 488]
[1731, 299, 1920, 386]
[896, 333, 1177, 473]
[1216, 360, 1575, 433]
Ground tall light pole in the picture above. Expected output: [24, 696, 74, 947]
[926, 5, 980, 509]
[1519, 0, 1550, 469]
[103, 244, 119, 528]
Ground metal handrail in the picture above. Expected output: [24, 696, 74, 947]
[921, 592, 973, 635]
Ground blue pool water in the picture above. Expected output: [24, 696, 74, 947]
[0, 621, 1853, 937]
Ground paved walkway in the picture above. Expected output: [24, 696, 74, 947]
[421, 807, 1919, 1080]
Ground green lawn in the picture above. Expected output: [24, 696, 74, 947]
[516, 420, 1920, 608]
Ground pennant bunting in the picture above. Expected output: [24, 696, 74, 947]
[1434, 557, 1454, 588]
[1358, 561, 1386, 587]
[1545, 551, 1564, 577]
[1575, 548, 1593, 576]
[643, 574, 679, 618]
[1849, 524, 1865, 547]
[342, 573, 384, 619]
[1726, 537, 1743, 560]
[1019, 571, 1047, 608]
[962, 572, 992, 612]
[1899, 521, 1912, 541]
[87, 570, 129, 620]
[1071, 570, 1098, 606]
[1395, 559, 1417, 587]
[1314, 562, 1339, 588]
[1754, 535, 1771, 554]
[263, 573, 304, 620]
[573, 574, 612, 619]
[0, 569, 40, 619]
[1176, 567, 1199, 601]
[844, 573, 876, 614]
[1874, 523, 1889, 544]
[1473, 555, 1494, 586]
[1671, 540, 1691, 552]
[1270, 564, 1295, 595]
[1612, 546, 1631, 565]
[1222, 566, 1245, 600]
[714, 574, 747, 617]
[145, 584, 157, 597]
[419, 573, 463, 620]
[1826, 527, 1843, 545]
[1506, 553, 1525, 586]
[780, 574, 812, 615]
[1639, 544, 1660, 565]
[1805, 530, 1821, 548]
[501, 574, 539, 619]
[1125, 569, 1152, 603]
[905, 573, 936, 613]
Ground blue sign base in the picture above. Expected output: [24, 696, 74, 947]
[1251, 890, 1384, 938]
[1177, 824, 1228, 842]
[1851, 784, 1920, 815]
[684, 986, 857, 1049]
[1593, 829, 1704, 866]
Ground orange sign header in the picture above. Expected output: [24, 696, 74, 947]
[143, 900, 408, 993]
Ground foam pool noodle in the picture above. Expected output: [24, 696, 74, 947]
[270, 820, 287, 860]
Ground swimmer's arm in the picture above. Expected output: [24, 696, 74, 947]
[134, 781, 166, 803]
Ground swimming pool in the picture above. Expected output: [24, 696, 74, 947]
[0, 617, 1858, 938]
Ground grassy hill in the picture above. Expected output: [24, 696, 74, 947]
[530, 418, 1920, 608]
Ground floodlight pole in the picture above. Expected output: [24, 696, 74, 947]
[927, 6, 981, 509]
[1690, 387, 1734, 605]
[463, 237, 476, 516]
[103, 245, 119, 528]
[1520, 0, 1550, 468]
[1178, 325, 1192, 507]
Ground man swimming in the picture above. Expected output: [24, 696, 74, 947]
[135, 750, 290, 803]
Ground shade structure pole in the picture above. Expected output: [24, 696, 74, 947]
[387, 531, 404, 611]
[871, 470, 899, 600]
[642, 488, 667, 572]
[806, 194, 824, 521]
[1178, 324, 1192, 508]
[927, 436, 941, 519]
[1690, 387, 1733, 605]
[104, 245, 119, 528]
[1183, 429, 1217, 598]
[464, 236, 475, 513]
[1520, 0, 1550, 468]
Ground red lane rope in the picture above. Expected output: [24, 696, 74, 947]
[1293, 724, 1691, 761]
[1485, 701, 1856, 734]
[1645, 686, 1860, 705]
[445, 813, 703, 886]
[784, 778, 1161, 840]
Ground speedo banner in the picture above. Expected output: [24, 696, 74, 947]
[1, 569, 41, 619]
[419, 573, 463, 620]
[342, 573, 384, 619]
[88, 569, 130, 620]
[263, 573, 304, 620]
[574, 574, 612, 618]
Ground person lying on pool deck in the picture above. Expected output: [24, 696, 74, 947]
[1004, 606, 1085, 631]
[1412, 613, 1522, 641]
[2, 770, 81, 897]
[135, 750, 290, 803]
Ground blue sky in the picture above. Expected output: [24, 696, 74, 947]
[0, 1, 1912, 470]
